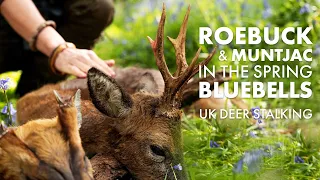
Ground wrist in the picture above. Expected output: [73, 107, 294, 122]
[49, 42, 76, 75]
[36, 26, 66, 57]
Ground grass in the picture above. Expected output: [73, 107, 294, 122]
[182, 114, 320, 179]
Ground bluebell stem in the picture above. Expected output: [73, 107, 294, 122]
[312, 19, 317, 28]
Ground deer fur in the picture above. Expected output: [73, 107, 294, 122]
[0, 90, 93, 180]
[16, 5, 228, 180]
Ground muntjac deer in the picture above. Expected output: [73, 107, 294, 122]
[0, 90, 93, 180]
[17, 5, 227, 180]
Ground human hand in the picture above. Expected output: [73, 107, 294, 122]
[54, 48, 115, 78]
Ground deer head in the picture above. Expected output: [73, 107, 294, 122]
[0, 90, 93, 180]
[85, 4, 216, 180]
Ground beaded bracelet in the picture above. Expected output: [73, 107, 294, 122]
[49, 42, 76, 75]
[29, 20, 56, 51]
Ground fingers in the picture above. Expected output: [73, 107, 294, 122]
[70, 57, 91, 74]
[54, 48, 116, 78]
[105, 59, 115, 67]
[68, 65, 87, 78]
[87, 51, 116, 77]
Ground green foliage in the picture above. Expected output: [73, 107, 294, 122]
[95, 0, 320, 112]
[182, 114, 320, 179]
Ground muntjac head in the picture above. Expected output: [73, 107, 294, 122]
[0, 90, 93, 180]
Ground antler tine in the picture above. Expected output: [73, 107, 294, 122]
[147, 4, 173, 83]
[167, 5, 191, 77]
[148, 4, 217, 107]
[176, 47, 217, 101]
[173, 47, 201, 92]
[191, 47, 217, 77]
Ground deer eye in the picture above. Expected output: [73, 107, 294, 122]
[150, 145, 165, 157]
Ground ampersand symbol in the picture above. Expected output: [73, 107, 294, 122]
[219, 50, 227, 61]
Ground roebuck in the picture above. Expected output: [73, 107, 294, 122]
[17, 5, 225, 180]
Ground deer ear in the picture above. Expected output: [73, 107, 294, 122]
[136, 72, 159, 94]
[87, 68, 133, 118]
[53, 89, 83, 128]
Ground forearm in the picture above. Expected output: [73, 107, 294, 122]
[0, 0, 65, 56]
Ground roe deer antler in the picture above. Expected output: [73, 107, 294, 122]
[147, 4, 216, 107]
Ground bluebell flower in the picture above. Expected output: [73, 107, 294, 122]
[234, 145, 279, 174]
[5, 113, 16, 125]
[262, 0, 272, 19]
[216, 0, 227, 10]
[263, 0, 270, 9]
[257, 118, 263, 124]
[251, 106, 260, 114]
[1, 103, 17, 115]
[121, 40, 128, 45]
[256, 126, 264, 131]
[295, 156, 304, 163]
[313, 44, 320, 56]
[251, 107, 262, 124]
[240, 2, 248, 17]
[249, 131, 257, 138]
[299, 4, 311, 14]
[263, 145, 273, 157]
[243, 150, 264, 173]
[262, 9, 272, 19]
[178, 1, 184, 9]
[210, 140, 220, 148]
[0, 78, 10, 91]
[274, 142, 283, 149]
[173, 163, 183, 171]
[233, 158, 244, 173]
